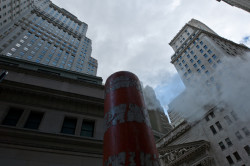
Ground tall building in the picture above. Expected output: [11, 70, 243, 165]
[169, 19, 249, 87]
[0, 0, 97, 75]
[216, 0, 250, 13]
[158, 19, 250, 166]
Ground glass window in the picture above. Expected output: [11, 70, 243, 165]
[81, 120, 95, 137]
[224, 115, 232, 125]
[210, 125, 217, 134]
[190, 51, 194, 55]
[2, 108, 24, 126]
[201, 65, 205, 70]
[24, 111, 44, 129]
[203, 45, 208, 50]
[185, 64, 188, 68]
[226, 156, 234, 165]
[233, 152, 241, 161]
[208, 58, 212, 63]
[11, 48, 16, 52]
[215, 121, 223, 130]
[219, 142, 226, 150]
[190, 59, 194, 63]
[242, 127, 250, 136]
[244, 145, 250, 156]
[212, 54, 217, 59]
[205, 70, 209, 75]
[194, 55, 197, 59]
[193, 63, 197, 68]
[6, 52, 12, 56]
[197, 60, 201, 64]
[197, 69, 201, 73]
[61, 117, 77, 135]
[196, 45, 200, 49]
[203, 54, 208, 58]
[182, 60, 185, 63]
[188, 69, 191, 73]
[200, 49, 203, 53]
[200, 41, 203, 45]
[235, 131, 243, 140]
[187, 54, 190, 58]
[225, 138, 233, 146]
[208, 49, 212, 54]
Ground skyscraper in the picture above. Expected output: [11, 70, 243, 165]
[169, 19, 249, 87]
[0, 0, 97, 75]
[216, 0, 250, 13]
[159, 19, 250, 166]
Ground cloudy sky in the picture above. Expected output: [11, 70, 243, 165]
[52, 0, 250, 112]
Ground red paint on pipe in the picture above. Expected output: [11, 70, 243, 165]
[103, 71, 160, 166]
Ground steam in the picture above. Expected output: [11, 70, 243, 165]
[143, 85, 165, 113]
[169, 51, 250, 123]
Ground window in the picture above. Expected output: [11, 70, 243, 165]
[208, 58, 212, 63]
[226, 155, 234, 165]
[224, 115, 232, 125]
[208, 49, 212, 54]
[197, 60, 201, 64]
[200, 49, 203, 53]
[205, 70, 209, 75]
[190, 51, 194, 55]
[242, 127, 250, 136]
[187, 54, 190, 58]
[61, 117, 77, 135]
[233, 152, 241, 161]
[193, 63, 197, 68]
[196, 45, 200, 49]
[231, 111, 238, 121]
[182, 60, 185, 63]
[194, 55, 197, 59]
[185, 64, 188, 68]
[200, 41, 203, 45]
[11, 48, 16, 52]
[244, 145, 250, 156]
[197, 69, 201, 73]
[212, 54, 217, 59]
[225, 138, 233, 146]
[23, 47, 28, 51]
[24, 111, 44, 129]
[6, 52, 12, 56]
[203, 54, 208, 58]
[235, 131, 243, 140]
[81, 120, 95, 137]
[201, 65, 205, 70]
[188, 69, 191, 73]
[2, 108, 24, 126]
[215, 121, 223, 130]
[190, 59, 194, 63]
[203, 45, 208, 50]
[210, 125, 217, 134]
[219, 141, 226, 150]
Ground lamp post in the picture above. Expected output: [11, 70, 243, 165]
[0, 70, 8, 82]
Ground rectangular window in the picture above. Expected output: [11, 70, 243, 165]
[208, 58, 212, 63]
[190, 59, 194, 63]
[219, 141, 226, 150]
[2, 108, 24, 126]
[208, 49, 212, 54]
[244, 145, 250, 156]
[203, 54, 208, 58]
[233, 152, 241, 161]
[193, 63, 197, 68]
[226, 155, 234, 165]
[61, 117, 77, 135]
[235, 131, 243, 140]
[212, 54, 217, 59]
[203, 45, 208, 50]
[215, 121, 223, 130]
[200, 41, 203, 45]
[224, 115, 232, 125]
[200, 49, 203, 53]
[194, 55, 197, 59]
[225, 138, 233, 146]
[210, 125, 217, 134]
[24, 111, 44, 129]
[231, 111, 238, 121]
[242, 127, 250, 136]
[81, 120, 95, 137]
[190, 51, 194, 55]
[201, 65, 205, 70]
[197, 69, 201, 73]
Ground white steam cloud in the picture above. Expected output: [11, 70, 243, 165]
[169, 51, 250, 123]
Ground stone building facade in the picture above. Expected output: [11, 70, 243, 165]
[0, 55, 104, 165]
[216, 0, 250, 13]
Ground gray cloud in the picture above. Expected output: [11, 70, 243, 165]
[51, 0, 250, 108]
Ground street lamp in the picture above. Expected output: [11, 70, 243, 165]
[0, 70, 8, 82]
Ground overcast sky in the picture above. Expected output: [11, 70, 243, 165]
[52, 0, 250, 111]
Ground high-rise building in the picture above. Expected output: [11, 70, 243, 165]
[216, 0, 250, 13]
[0, 0, 97, 75]
[169, 19, 249, 87]
[158, 19, 250, 166]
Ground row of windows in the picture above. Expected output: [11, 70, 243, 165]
[226, 147, 250, 165]
[1, 107, 95, 137]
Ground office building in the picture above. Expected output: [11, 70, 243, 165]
[216, 0, 250, 13]
[158, 19, 250, 166]
[0, 0, 97, 75]
[169, 19, 249, 87]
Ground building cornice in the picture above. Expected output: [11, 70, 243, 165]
[0, 126, 103, 156]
